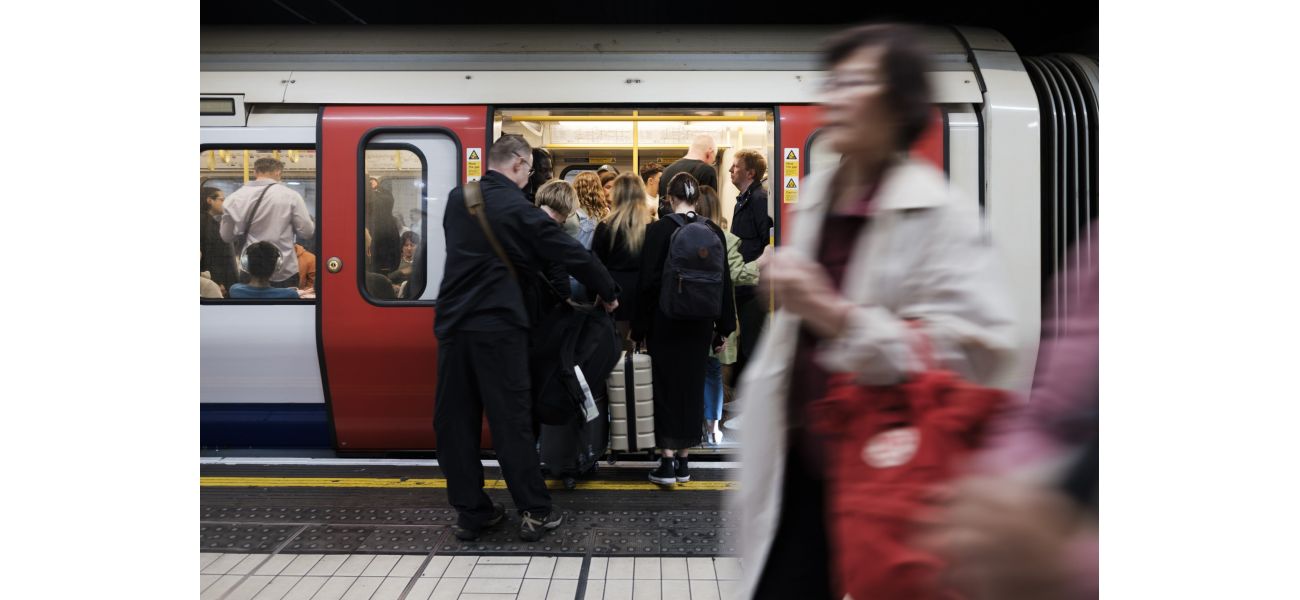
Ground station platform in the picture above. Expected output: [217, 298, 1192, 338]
[200, 457, 741, 600]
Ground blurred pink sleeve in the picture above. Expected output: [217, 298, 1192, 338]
[977, 223, 1098, 474]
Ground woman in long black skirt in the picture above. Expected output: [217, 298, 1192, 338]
[630, 172, 736, 486]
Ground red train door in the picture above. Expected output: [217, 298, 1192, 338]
[775, 105, 946, 244]
[319, 106, 489, 451]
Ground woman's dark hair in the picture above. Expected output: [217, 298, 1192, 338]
[822, 24, 933, 151]
[401, 230, 421, 246]
[665, 172, 700, 205]
[201, 186, 222, 213]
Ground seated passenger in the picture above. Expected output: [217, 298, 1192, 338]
[389, 231, 420, 287]
[199, 251, 223, 298]
[230, 242, 302, 299]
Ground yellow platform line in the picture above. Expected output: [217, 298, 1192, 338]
[200, 477, 736, 491]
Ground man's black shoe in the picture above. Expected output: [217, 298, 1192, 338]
[453, 502, 506, 541]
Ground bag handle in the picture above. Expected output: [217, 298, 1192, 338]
[623, 350, 638, 452]
[904, 319, 938, 372]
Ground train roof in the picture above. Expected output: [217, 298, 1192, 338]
[200, 25, 1001, 72]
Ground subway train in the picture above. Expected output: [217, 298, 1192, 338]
[199, 25, 1098, 453]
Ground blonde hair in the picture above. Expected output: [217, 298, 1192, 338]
[695, 185, 728, 229]
[573, 171, 608, 220]
[606, 173, 651, 255]
[534, 179, 576, 219]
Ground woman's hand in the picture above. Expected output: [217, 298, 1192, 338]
[759, 248, 855, 338]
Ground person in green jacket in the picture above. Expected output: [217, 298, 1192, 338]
[696, 185, 759, 445]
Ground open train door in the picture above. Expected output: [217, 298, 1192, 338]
[319, 106, 489, 451]
[774, 105, 946, 244]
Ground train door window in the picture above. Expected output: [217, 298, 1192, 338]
[198, 148, 318, 301]
[362, 133, 458, 302]
[806, 129, 842, 175]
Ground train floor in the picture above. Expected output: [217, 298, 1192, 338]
[200, 458, 742, 600]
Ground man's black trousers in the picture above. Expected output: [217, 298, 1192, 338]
[434, 329, 551, 529]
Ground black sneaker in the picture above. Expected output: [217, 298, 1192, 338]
[649, 457, 677, 486]
[453, 502, 505, 541]
[675, 457, 691, 483]
[519, 509, 563, 542]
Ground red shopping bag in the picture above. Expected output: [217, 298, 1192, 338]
[808, 323, 1006, 599]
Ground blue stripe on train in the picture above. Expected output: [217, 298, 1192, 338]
[200, 403, 331, 448]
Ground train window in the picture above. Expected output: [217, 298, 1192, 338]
[362, 146, 427, 301]
[199, 148, 318, 302]
[806, 129, 842, 175]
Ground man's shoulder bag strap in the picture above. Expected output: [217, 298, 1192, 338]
[464, 181, 519, 281]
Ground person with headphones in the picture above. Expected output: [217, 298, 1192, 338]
[229, 241, 303, 299]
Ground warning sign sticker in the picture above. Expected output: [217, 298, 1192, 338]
[783, 147, 800, 179]
[782, 147, 800, 203]
[466, 148, 482, 181]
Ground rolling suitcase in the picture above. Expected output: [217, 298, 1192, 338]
[608, 351, 654, 452]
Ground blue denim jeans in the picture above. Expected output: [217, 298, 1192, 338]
[704, 356, 723, 421]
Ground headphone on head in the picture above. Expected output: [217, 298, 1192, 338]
[239, 242, 284, 275]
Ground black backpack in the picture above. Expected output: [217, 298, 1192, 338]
[531, 303, 622, 426]
[659, 212, 725, 320]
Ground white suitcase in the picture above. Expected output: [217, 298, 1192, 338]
[607, 351, 654, 452]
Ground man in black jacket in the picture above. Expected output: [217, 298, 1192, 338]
[435, 135, 618, 543]
[727, 149, 772, 263]
[727, 149, 773, 383]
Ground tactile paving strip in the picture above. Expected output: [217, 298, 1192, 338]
[201, 506, 460, 526]
[200, 523, 300, 553]
[592, 529, 660, 555]
[281, 525, 376, 553]
[565, 510, 659, 530]
[660, 527, 739, 556]
[357, 526, 446, 553]
[657, 510, 736, 529]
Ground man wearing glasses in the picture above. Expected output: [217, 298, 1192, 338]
[434, 134, 619, 543]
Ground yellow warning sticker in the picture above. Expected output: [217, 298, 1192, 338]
[783, 148, 800, 203]
[467, 147, 482, 181]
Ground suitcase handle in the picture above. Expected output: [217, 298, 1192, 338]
[624, 351, 638, 452]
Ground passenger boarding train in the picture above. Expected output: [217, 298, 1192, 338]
[199, 25, 1098, 453]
